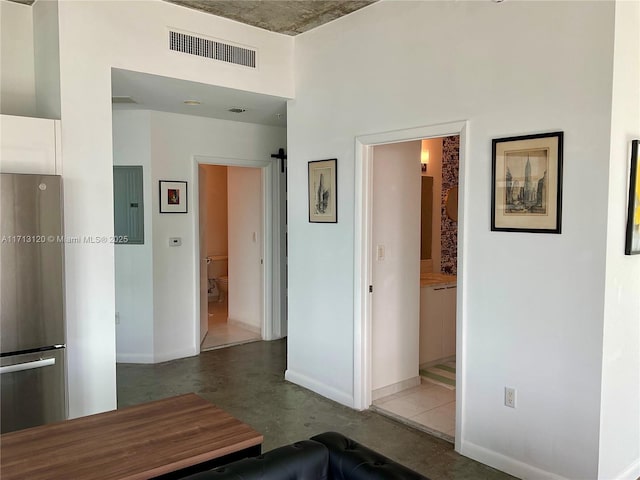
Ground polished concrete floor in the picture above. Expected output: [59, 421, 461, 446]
[117, 339, 517, 480]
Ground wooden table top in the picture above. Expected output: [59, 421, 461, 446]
[0, 393, 263, 480]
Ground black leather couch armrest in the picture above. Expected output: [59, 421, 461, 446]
[180, 440, 329, 480]
[311, 432, 430, 480]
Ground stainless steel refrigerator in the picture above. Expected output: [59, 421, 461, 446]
[1, 173, 67, 434]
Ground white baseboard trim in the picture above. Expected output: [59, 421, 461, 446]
[228, 318, 261, 334]
[372, 376, 420, 401]
[285, 369, 354, 408]
[611, 457, 640, 480]
[116, 353, 155, 364]
[460, 439, 570, 480]
[116, 347, 197, 364]
[154, 347, 198, 364]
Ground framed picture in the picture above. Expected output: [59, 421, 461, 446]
[491, 131, 563, 233]
[625, 140, 640, 255]
[308, 158, 337, 223]
[159, 180, 188, 213]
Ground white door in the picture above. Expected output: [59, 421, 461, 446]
[198, 165, 209, 343]
[371, 141, 422, 395]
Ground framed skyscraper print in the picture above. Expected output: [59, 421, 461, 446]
[625, 140, 640, 255]
[491, 131, 563, 233]
[308, 158, 337, 223]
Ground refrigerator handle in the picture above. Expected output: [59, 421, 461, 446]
[0, 358, 56, 375]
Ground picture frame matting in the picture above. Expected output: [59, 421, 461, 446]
[491, 131, 563, 234]
[159, 180, 188, 214]
[308, 158, 337, 223]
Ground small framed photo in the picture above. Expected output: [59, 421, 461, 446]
[159, 180, 187, 213]
[625, 140, 640, 255]
[491, 131, 563, 233]
[308, 158, 337, 223]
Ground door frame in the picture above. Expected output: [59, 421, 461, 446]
[353, 121, 468, 450]
[193, 155, 284, 346]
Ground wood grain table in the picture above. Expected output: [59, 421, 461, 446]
[0, 393, 263, 480]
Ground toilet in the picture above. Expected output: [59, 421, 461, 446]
[207, 256, 228, 302]
[216, 275, 228, 303]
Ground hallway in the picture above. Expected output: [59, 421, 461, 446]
[116, 340, 516, 480]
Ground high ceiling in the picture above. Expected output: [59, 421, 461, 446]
[9, 0, 380, 124]
[164, 0, 377, 36]
[8, 0, 378, 36]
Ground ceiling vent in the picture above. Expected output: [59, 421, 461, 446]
[169, 30, 257, 69]
[112, 96, 138, 104]
[228, 107, 246, 113]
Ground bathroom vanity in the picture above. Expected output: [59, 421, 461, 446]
[419, 273, 457, 365]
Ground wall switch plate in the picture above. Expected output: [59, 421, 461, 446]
[115, 312, 120, 325]
[169, 237, 182, 246]
[505, 387, 516, 408]
[376, 244, 385, 261]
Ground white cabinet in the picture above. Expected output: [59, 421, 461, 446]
[0, 114, 60, 174]
[419, 284, 456, 365]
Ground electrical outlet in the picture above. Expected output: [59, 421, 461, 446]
[505, 387, 516, 408]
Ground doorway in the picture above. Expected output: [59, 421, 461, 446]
[368, 135, 460, 442]
[194, 154, 285, 354]
[198, 164, 263, 350]
[353, 121, 467, 451]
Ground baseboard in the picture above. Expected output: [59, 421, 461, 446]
[372, 376, 420, 401]
[419, 355, 456, 370]
[460, 440, 570, 480]
[116, 347, 197, 364]
[116, 353, 155, 364]
[154, 347, 198, 364]
[228, 318, 261, 334]
[285, 369, 354, 408]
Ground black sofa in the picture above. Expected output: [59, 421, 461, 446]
[182, 432, 429, 480]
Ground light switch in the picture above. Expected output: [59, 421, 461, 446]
[376, 244, 385, 261]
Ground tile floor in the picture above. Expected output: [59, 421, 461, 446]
[373, 380, 456, 442]
[117, 339, 517, 480]
[200, 299, 261, 351]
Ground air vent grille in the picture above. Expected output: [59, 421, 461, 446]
[169, 30, 256, 68]
[112, 96, 138, 104]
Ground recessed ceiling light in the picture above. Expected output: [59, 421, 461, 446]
[228, 107, 246, 113]
[183, 100, 201, 105]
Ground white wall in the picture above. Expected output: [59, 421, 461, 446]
[33, 0, 61, 119]
[287, 2, 616, 479]
[149, 111, 284, 361]
[228, 167, 263, 331]
[371, 141, 421, 392]
[112, 110, 154, 363]
[56, 0, 292, 417]
[0, 114, 59, 174]
[599, 1, 640, 478]
[111, 110, 283, 364]
[0, 0, 36, 117]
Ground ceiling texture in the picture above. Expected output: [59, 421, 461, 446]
[8, 0, 378, 36]
[164, 0, 377, 36]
